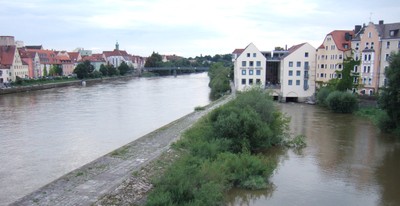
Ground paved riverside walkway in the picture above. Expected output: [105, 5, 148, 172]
[11, 94, 233, 206]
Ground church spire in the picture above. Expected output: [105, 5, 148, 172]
[115, 41, 119, 50]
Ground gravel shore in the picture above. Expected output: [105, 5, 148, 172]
[11, 94, 233, 206]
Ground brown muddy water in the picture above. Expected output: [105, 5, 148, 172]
[227, 103, 400, 206]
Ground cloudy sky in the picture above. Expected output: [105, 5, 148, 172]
[1, 0, 399, 57]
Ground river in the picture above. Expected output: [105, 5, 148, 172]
[0, 73, 211, 205]
[227, 103, 400, 206]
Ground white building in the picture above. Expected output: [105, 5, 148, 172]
[232, 43, 266, 91]
[280, 43, 316, 102]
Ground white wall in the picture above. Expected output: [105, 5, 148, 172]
[234, 43, 267, 91]
[280, 43, 316, 101]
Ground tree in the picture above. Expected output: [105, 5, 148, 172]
[118, 61, 130, 75]
[378, 52, 400, 135]
[336, 57, 360, 91]
[274, 46, 285, 51]
[99, 64, 108, 76]
[107, 64, 118, 76]
[43, 65, 48, 77]
[144, 52, 163, 67]
[73, 60, 95, 79]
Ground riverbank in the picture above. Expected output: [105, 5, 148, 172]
[11, 93, 233, 206]
[0, 75, 137, 95]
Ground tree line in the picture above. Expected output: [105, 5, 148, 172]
[73, 60, 132, 79]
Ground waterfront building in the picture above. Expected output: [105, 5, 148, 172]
[0, 36, 28, 82]
[232, 43, 266, 91]
[280, 43, 316, 102]
[103, 42, 134, 68]
[18, 48, 41, 78]
[316, 30, 354, 86]
[80, 53, 107, 71]
[56, 51, 75, 76]
[352, 20, 400, 95]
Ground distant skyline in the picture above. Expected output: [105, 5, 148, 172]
[1, 0, 399, 57]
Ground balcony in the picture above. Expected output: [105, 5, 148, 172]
[304, 73, 309, 80]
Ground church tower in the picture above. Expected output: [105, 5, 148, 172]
[115, 41, 119, 50]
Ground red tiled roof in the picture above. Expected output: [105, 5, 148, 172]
[329, 30, 354, 51]
[0, 45, 16, 68]
[232, 49, 245, 55]
[287, 43, 306, 54]
[26, 49, 59, 64]
[103, 49, 129, 58]
[68, 52, 79, 61]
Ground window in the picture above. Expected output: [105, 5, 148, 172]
[256, 79, 261, 84]
[354, 65, 358, 72]
[289, 61, 293, 67]
[387, 41, 390, 49]
[367, 66, 370, 73]
[368, 54, 371, 61]
[338, 73, 342, 79]
[241, 79, 246, 85]
[289, 70, 293, 76]
[371, 42, 374, 49]
[339, 54, 342, 59]
[241, 61, 246, 67]
[256, 61, 261, 67]
[249, 70, 254, 75]
[249, 61, 254, 67]
[363, 66, 367, 73]
[338, 64, 342, 69]
[256, 70, 261, 75]
[296, 70, 301, 76]
[297, 61, 301, 67]
[249, 79, 254, 85]
[247, 53, 250, 57]
[253, 53, 256, 57]
[321, 64, 324, 69]
[331, 45, 335, 50]
[288, 80, 293, 85]
[368, 78, 372, 85]
[305, 52, 309, 57]
[364, 54, 367, 61]
[242, 70, 246, 75]
[386, 54, 390, 61]
[368, 32, 372, 38]
[296, 80, 300, 85]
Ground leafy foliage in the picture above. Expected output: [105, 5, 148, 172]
[378, 52, 400, 136]
[118, 61, 130, 75]
[336, 57, 361, 91]
[316, 87, 333, 106]
[144, 52, 163, 67]
[208, 63, 232, 100]
[326, 91, 358, 113]
[147, 89, 289, 206]
[73, 60, 95, 79]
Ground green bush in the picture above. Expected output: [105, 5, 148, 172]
[326, 91, 358, 113]
[146, 89, 287, 206]
[316, 87, 333, 106]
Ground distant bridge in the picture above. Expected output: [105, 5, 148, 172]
[143, 67, 209, 75]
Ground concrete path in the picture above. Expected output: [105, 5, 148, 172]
[11, 95, 232, 206]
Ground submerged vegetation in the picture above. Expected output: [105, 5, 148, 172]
[146, 88, 291, 205]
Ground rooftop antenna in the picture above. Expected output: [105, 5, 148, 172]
[369, 12, 373, 23]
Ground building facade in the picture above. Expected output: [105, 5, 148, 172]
[280, 43, 316, 102]
[352, 20, 400, 95]
[316, 30, 354, 85]
[233, 43, 266, 91]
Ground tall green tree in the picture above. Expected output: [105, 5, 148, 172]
[107, 64, 118, 76]
[378, 52, 400, 136]
[118, 61, 130, 75]
[43, 65, 48, 77]
[144, 52, 163, 67]
[99, 64, 108, 76]
[336, 57, 360, 91]
[73, 60, 94, 79]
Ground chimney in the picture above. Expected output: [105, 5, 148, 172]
[345, 32, 351, 41]
[379, 20, 384, 25]
[355, 25, 362, 34]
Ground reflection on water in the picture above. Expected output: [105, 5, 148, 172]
[227, 103, 400, 206]
[0, 73, 210, 205]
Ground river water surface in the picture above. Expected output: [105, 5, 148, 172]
[0, 73, 211, 205]
[227, 103, 400, 206]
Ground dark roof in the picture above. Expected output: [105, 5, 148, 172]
[232, 48, 245, 55]
[379, 22, 400, 39]
[282, 43, 306, 58]
[25, 45, 43, 50]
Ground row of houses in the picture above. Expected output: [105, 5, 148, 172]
[0, 36, 146, 84]
[233, 20, 400, 102]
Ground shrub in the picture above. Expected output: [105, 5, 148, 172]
[316, 87, 333, 106]
[326, 91, 358, 113]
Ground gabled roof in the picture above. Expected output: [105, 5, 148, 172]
[26, 49, 59, 64]
[103, 49, 130, 58]
[0, 45, 16, 69]
[282, 43, 306, 58]
[80, 53, 106, 63]
[378, 22, 400, 39]
[68, 52, 80, 62]
[232, 48, 245, 55]
[319, 30, 353, 51]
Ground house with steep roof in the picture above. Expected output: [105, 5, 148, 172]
[18, 48, 41, 78]
[280, 42, 316, 102]
[80, 53, 106, 71]
[352, 20, 400, 95]
[0, 45, 29, 83]
[232, 43, 267, 91]
[56, 51, 74, 75]
[26, 49, 60, 76]
[103, 42, 133, 68]
[316, 30, 354, 85]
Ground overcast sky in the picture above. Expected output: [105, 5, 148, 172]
[1, 0, 399, 57]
